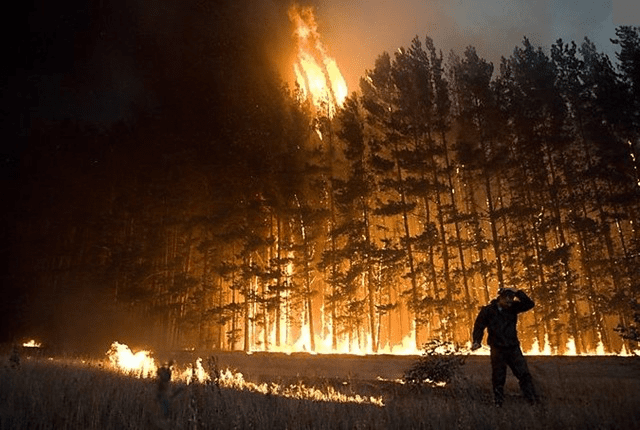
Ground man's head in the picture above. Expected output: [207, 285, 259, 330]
[497, 287, 517, 308]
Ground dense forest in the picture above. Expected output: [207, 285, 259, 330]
[2, 1, 639, 355]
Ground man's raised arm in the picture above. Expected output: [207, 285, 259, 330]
[513, 290, 534, 313]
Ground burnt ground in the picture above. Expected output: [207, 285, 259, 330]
[161, 350, 640, 395]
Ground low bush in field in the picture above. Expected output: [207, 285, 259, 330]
[402, 340, 468, 387]
[1, 352, 639, 429]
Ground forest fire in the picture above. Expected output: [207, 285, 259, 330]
[5, 2, 637, 370]
[265, 325, 421, 356]
[254, 322, 638, 357]
[289, 4, 347, 116]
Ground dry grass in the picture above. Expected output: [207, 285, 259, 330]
[1, 352, 639, 429]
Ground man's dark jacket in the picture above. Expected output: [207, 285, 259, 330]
[472, 291, 534, 348]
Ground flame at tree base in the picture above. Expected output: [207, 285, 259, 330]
[251, 324, 639, 357]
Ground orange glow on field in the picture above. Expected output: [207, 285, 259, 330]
[289, 4, 347, 117]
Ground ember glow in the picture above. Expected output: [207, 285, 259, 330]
[289, 4, 348, 116]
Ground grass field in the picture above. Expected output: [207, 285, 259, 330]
[1, 349, 639, 429]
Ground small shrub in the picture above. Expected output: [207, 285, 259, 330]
[402, 340, 468, 387]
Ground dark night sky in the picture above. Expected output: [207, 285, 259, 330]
[1, 0, 294, 161]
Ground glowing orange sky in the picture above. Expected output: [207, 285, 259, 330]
[291, 0, 637, 94]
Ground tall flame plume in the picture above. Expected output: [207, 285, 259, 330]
[289, 4, 347, 117]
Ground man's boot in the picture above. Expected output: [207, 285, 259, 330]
[493, 386, 504, 407]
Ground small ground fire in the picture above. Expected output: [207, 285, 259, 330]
[104, 341, 384, 406]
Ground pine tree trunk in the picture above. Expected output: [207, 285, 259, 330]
[544, 143, 584, 354]
[442, 130, 472, 337]
[483, 166, 505, 290]
[391, 139, 420, 348]
[275, 216, 282, 348]
[243, 274, 250, 353]
[363, 203, 378, 352]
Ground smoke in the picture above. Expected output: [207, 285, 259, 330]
[4, 1, 636, 351]
[311, 0, 637, 92]
[6, 0, 637, 132]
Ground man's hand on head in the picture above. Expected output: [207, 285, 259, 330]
[499, 287, 518, 295]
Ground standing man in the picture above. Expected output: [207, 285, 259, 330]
[471, 287, 538, 406]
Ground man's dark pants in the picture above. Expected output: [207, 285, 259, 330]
[490, 345, 537, 405]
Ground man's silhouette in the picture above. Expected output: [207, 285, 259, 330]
[471, 287, 538, 406]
